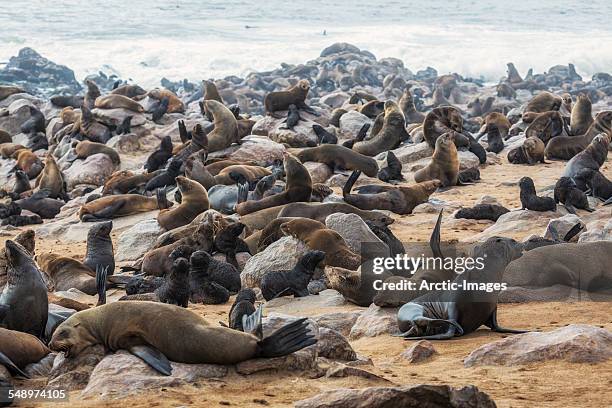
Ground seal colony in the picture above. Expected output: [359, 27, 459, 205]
[0, 43, 611, 406]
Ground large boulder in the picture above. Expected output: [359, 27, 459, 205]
[225, 135, 285, 166]
[0, 98, 36, 135]
[388, 142, 433, 164]
[304, 162, 333, 184]
[115, 219, 165, 262]
[46, 345, 106, 391]
[466, 208, 567, 242]
[464, 324, 612, 367]
[339, 110, 372, 138]
[325, 212, 389, 258]
[92, 108, 146, 127]
[268, 119, 318, 147]
[349, 304, 399, 339]
[64, 153, 115, 189]
[317, 328, 357, 361]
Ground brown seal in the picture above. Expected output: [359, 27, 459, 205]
[111, 84, 146, 98]
[280, 218, 361, 270]
[0, 143, 26, 159]
[78, 105, 112, 144]
[330, 108, 347, 127]
[94, 94, 144, 113]
[204, 100, 240, 152]
[296, 144, 379, 177]
[256, 217, 299, 252]
[238, 206, 287, 231]
[235, 154, 312, 215]
[36, 253, 96, 295]
[545, 111, 612, 160]
[570, 94, 593, 136]
[398, 87, 425, 124]
[563, 133, 611, 179]
[414, 132, 460, 187]
[102, 170, 161, 195]
[524, 91, 563, 114]
[14, 149, 43, 179]
[0, 85, 25, 101]
[72, 140, 120, 166]
[157, 176, 210, 230]
[0, 230, 35, 288]
[60, 107, 81, 125]
[343, 170, 440, 215]
[264, 79, 311, 115]
[508, 137, 546, 164]
[49, 301, 316, 372]
[213, 164, 271, 185]
[353, 101, 409, 156]
[422, 106, 463, 148]
[0, 130, 11, 144]
[148, 88, 184, 113]
[478, 112, 510, 140]
[35, 154, 67, 199]
[0, 327, 49, 377]
[83, 79, 101, 109]
[524, 111, 567, 145]
[205, 159, 258, 176]
[79, 191, 171, 222]
[357, 100, 385, 119]
[203, 80, 223, 103]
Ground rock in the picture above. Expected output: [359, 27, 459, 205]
[457, 150, 481, 170]
[304, 162, 333, 184]
[81, 351, 228, 399]
[349, 304, 399, 340]
[115, 219, 164, 262]
[0, 98, 35, 135]
[464, 324, 612, 367]
[0, 93, 42, 109]
[213, 252, 251, 271]
[92, 108, 146, 127]
[485, 152, 502, 165]
[320, 43, 362, 58]
[325, 212, 389, 258]
[64, 153, 115, 189]
[294, 384, 496, 408]
[339, 110, 372, 138]
[312, 311, 362, 337]
[268, 119, 318, 147]
[579, 218, 612, 242]
[106, 133, 141, 153]
[240, 236, 310, 288]
[544, 214, 585, 241]
[320, 92, 350, 108]
[46, 345, 106, 391]
[412, 198, 462, 214]
[317, 328, 357, 361]
[324, 363, 390, 382]
[390, 142, 433, 164]
[266, 289, 350, 317]
[25, 353, 56, 378]
[475, 195, 500, 206]
[400, 340, 437, 363]
[467, 208, 566, 242]
[225, 135, 285, 166]
[307, 279, 328, 295]
[251, 116, 277, 136]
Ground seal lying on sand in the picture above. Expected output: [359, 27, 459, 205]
[49, 302, 316, 375]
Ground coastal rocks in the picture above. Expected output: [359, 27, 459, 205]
[0, 48, 81, 96]
[339, 110, 372, 138]
[467, 208, 566, 242]
[106, 133, 141, 154]
[304, 162, 333, 184]
[64, 153, 115, 189]
[224, 135, 285, 166]
[0, 98, 36, 135]
[240, 236, 310, 288]
[81, 351, 228, 399]
[389, 142, 433, 164]
[544, 214, 584, 240]
[475, 195, 500, 206]
[323, 363, 389, 382]
[317, 328, 357, 361]
[115, 219, 164, 262]
[457, 150, 481, 170]
[349, 304, 399, 340]
[325, 212, 389, 257]
[313, 311, 363, 337]
[464, 324, 612, 367]
[268, 119, 318, 147]
[400, 340, 437, 363]
[265, 289, 350, 317]
[579, 218, 612, 242]
[294, 384, 496, 408]
[412, 198, 462, 214]
[320, 91, 350, 108]
[92, 108, 146, 127]
[46, 345, 106, 391]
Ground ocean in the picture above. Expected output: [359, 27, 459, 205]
[1, 0, 612, 87]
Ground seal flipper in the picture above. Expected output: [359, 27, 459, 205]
[178, 120, 189, 144]
[256, 318, 317, 358]
[129, 345, 172, 376]
[342, 170, 361, 197]
[485, 308, 528, 334]
[96, 265, 108, 306]
[563, 223, 584, 242]
[0, 351, 29, 379]
[402, 326, 458, 340]
[242, 305, 263, 339]
[604, 196, 612, 206]
[563, 203, 577, 215]
[430, 210, 444, 259]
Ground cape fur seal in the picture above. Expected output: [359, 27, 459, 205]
[296, 144, 378, 177]
[508, 137, 546, 164]
[71, 140, 120, 166]
[102, 170, 162, 195]
[229, 289, 256, 331]
[570, 93, 593, 135]
[94, 94, 144, 113]
[35, 154, 67, 200]
[204, 100, 239, 152]
[83, 221, 115, 275]
[49, 301, 316, 375]
[157, 176, 210, 230]
[148, 88, 184, 113]
[78, 105, 112, 144]
[0, 328, 49, 378]
[36, 253, 97, 295]
[524, 111, 567, 145]
[554, 177, 594, 214]
[260, 250, 325, 301]
[563, 133, 610, 179]
[277, 202, 394, 226]
[518, 177, 556, 211]
[414, 132, 460, 187]
[79, 190, 170, 222]
[422, 106, 463, 148]
[353, 101, 409, 156]
[524, 91, 562, 114]
[264, 79, 312, 115]
[144, 136, 173, 172]
[398, 87, 425, 124]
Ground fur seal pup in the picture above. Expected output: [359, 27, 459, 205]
[0, 240, 48, 338]
[235, 154, 312, 215]
[35, 154, 67, 200]
[36, 253, 97, 295]
[70, 140, 121, 167]
[50, 301, 316, 374]
[79, 190, 170, 222]
[458, 167, 480, 183]
[151, 97, 169, 123]
[398, 87, 425, 124]
[570, 93, 593, 136]
[188, 252, 230, 304]
[279, 104, 302, 129]
[312, 124, 337, 144]
[20, 106, 45, 134]
[508, 137, 546, 164]
[518, 177, 556, 211]
[15, 190, 64, 219]
[563, 133, 610, 179]
[343, 170, 440, 215]
[148, 88, 184, 113]
[455, 204, 509, 222]
[264, 79, 314, 115]
[94, 94, 144, 113]
[524, 91, 563, 114]
[78, 105, 112, 144]
[280, 218, 361, 270]
[0, 328, 50, 379]
[83, 80, 101, 109]
[145, 136, 173, 172]
[83, 221, 115, 275]
[422, 106, 463, 148]
[396, 237, 525, 339]
[260, 250, 325, 301]
[576, 169, 612, 202]
[14, 149, 43, 179]
[12, 170, 31, 196]
[144, 159, 182, 192]
[377, 151, 403, 182]
[503, 241, 612, 296]
[524, 111, 567, 145]
[296, 144, 379, 177]
[111, 84, 147, 98]
[189, 250, 241, 294]
[229, 288, 256, 331]
[157, 256, 191, 307]
[353, 101, 409, 156]
[157, 176, 209, 230]
[115, 115, 132, 135]
[204, 100, 239, 152]
[414, 132, 460, 187]
[554, 177, 594, 213]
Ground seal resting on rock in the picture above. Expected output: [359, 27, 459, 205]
[80, 190, 171, 221]
[157, 176, 210, 230]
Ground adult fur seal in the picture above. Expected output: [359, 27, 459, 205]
[524, 91, 562, 114]
[36, 154, 67, 200]
[0, 85, 25, 101]
[94, 94, 144, 113]
[0, 240, 48, 338]
[343, 170, 440, 215]
[353, 101, 409, 156]
[235, 154, 312, 215]
[49, 301, 316, 375]
[83, 221, 115, 275]
[78, 105, 112, 144]
[36, 253, 97, 295]
[0, 328, 49, 378]
[378, 151, 403, 182]
[524, 111, 567, 145]
[264, 79, 313, 115]
[295, 144, 378, 177]
[79, 190, 171, 222]
[396, 237, 525, 339]
[422, 106, 463, 148]
[111, 84, 146, 98]
[0, 230, 35, 289]
[563, 133, 610, 179]
[102, 170, 162, 195]
[260, 250, 325, 301]
[570, 93, 593, 136]
[14, 149, 43, 179]
[280, 218, 361, 270]
[414, 132, 460, 187]
[576, 169, 612, 202]
[398, 87, 425, 124]
[508, 137, 546, 164]
[70, 140, 121, 167]
[544, 111, 611, 160]
[148, 88, 184, 113]
[518, 177, 556, 211]
[157, 176, 210, 230]
[204, 100, 239, 152]
[15, 190, 64, 219]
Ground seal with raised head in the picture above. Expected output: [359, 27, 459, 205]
[545, 111, 612, 160]
[83, 79, 101, 109]
[0, 230, 35, 289]
[144, 136, 173, 172]
[554, 177, 594, 214]
[353, 100, 409, 156]
[148, 88, 184, 113]
[570, 93, 593, 136]
[83, 221, 115, 275]
[50, 301, 316, 375]
[35, 154, 67, 200]
[518, 176, 556, 211]
[576, 169, 612, 202]
[414, 132, 460, 187]
[524, 111, 568, 145]
[260, 250, 325, 301]
[508, 137, 546, 165]
[398, 87, 425, 124]
[563, 133, 610, 179]
[204, 100, 239, 152]
[79, 190, 171, 222]
[422, 106, 463, 148]
[94, 94, 144, 113]
[296, 144, 379, 177]
[14, 149, 43, 179]
[157, 176, 210, 230]
[78, 105, 112, 144]
[264, 79, 313, 116]
[15, 189, 64, 219]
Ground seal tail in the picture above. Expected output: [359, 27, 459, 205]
[256, 318, 317, 358]
[343, 170, 361, 197]
[96, 265, 108, 306]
